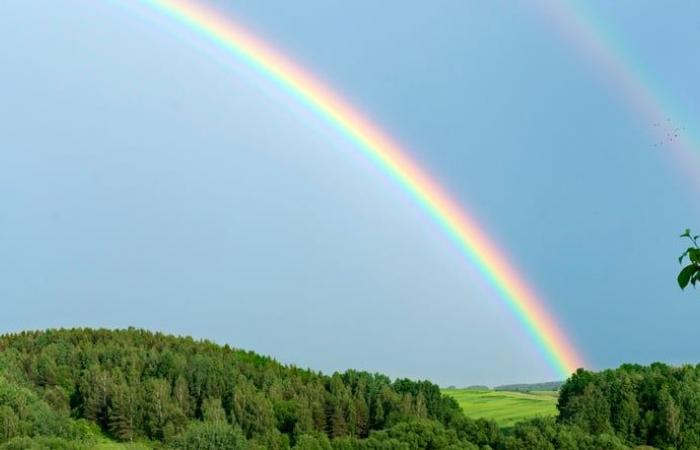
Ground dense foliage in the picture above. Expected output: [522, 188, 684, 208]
[558, 364, 700, 449]
[0, 328, 697, 449]
[0, 328, 498, 449]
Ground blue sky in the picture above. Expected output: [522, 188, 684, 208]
[1, 0, 699, 386]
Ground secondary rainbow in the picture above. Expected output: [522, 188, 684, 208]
[132, 0, 585, 377]
[535, 0, 700, 185]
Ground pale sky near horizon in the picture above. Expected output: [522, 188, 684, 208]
[1, 0, 700, 386]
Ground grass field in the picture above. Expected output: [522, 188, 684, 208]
[442, 389, 559, 428]
[93, 445, 151, 450]
[93, 437, 153, 449]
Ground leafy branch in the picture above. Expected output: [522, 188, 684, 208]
[678, 229, 700, 289]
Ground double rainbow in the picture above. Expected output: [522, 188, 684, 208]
[132, 0, 585, 378]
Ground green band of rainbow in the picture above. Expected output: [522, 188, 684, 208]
[133, 0, 585, 378]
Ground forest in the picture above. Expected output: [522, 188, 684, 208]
[0, 328, 697, 449]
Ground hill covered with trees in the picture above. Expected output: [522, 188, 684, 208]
[0, 328, 696, 449]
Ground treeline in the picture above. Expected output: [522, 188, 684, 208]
[494, 381, 562, 392]
[0, 328, 498, 449]
[0, 329, 695, 449]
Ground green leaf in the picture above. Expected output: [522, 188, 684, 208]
[678, 265, 699, 289]
[690, 249, 700, 264]
[679, 249, 690, 264]
[681, 229, 691, 238]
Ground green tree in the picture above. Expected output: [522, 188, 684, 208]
[608, 374, 639, 443]
[143, 378, 174, 439]
[293, 433, 332, 450]
[171, 421, 247, 450]
[173, 375, 191, 417]
[79, 366, 112, 428]
[656, 387, 680, 447]
[230, 379, 275, 438]
[0, 406, 18, 443]
[108, 383, 139, 441]
[353, 395, 369, 438]
[561, 384, 612, 434]
[202, 398, 227, 424]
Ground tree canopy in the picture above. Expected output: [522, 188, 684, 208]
[0, 328, 697, 449]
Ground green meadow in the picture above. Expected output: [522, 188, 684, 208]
[441, 388, 559, 428]
[93, 442, 152, 450]
[92, 439, 153, 450]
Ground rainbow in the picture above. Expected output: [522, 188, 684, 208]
[535, 0, 700, 185]
[128, 0, 585, 377]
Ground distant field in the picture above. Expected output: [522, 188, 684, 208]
[442, 389, 559, 428]
[93, 439, 152, 450]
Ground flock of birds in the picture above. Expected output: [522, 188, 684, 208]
[653, 118, 685, 147]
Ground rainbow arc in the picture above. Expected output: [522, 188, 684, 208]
[131, 0, 585, 378]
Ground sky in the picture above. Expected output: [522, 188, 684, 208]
[1, 0, 699, 386]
